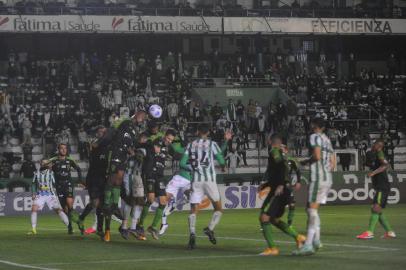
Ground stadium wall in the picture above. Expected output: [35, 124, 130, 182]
[1, 171, 405, 216]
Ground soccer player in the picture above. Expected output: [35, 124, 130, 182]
[293, 118, 335, 256]
[137, 130, 179, 240]
[356, 139, 396, 239]
[258, 135, 305, 256]
[49, 143, 82, 234]
[77, 126, 108, 237]
[28, 159, 69, 235]
[103, 111, 146, 242]
[120, 133, 148, 240]
[180, 123, 226, 249]
[159, 131, 232, 236]
[282, 145, 303, 226]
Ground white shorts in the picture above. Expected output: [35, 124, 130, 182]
[308, 181, 332, 204]
[165, 175, 191, 198]
[190, 181, 220, 204]
[33, 194, 61, 210]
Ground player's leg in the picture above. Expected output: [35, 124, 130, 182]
[137, 177, 155, 233]
[358, 190, 395, 239]
[104, 168, 124, 242]
[377, 191, 395, 238]
[51, 195, 69, 228]
[258, 195, 279, 256]
[203, 182, 223, 244]
[292, 181, 319, 255]
[130, 198, 144, 239]
[28, 196, 41, 235]
[287, 193, 296, 226]
[268, 190, 305, 249]
[148, 193, 167, 240]
[188, 181, 204, 249]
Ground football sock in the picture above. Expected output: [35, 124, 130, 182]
[208, 211, 223, 231]
[314, 211, 321, 243]
[274, 220, 298, 239]
[287, 205, 295, 225]
[96, 208, 104, 232]
[104, 186, 112, 206]
[131, 205, 143, 230]
[68, 208, 79, 223]
[123, 203, 132, 221]
[31, 212, 37, 229]
[304, 208, 318, 246]
[79, 203, 94, 221]
[162, 208, 168, 225]
[58, 211, 69, 226]
[138, 202, 151, 227]
[379, 213, 393, 232]
[188, 213, 196, 234]
[261, 222, 275, 248]
[151, 204, 165, 229]
[368, 211, 380, 233]
[104, 206, 112, 231]
[111, 187, 121, 205]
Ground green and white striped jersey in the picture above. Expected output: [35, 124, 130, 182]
[32, 169, 56, 196]
[181, 138, 225, 182]
[309, 132, 334, 184]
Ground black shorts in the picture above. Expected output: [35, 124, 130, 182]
[261, 188, 291, 218]
[56, 182, 74, 205]
[144, 177, 166, 197]
[373, 189, 389, 208]
[88, 184, 105, 201]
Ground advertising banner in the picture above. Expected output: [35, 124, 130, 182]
[0, 15, 221, 33]
[1, 172, 405, 216]
[1, 15, 406, 34]
[223, 17, 406, 34]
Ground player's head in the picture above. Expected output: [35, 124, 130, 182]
[164, 129, 176, 145]
[95, 125, 106, 139]
[310, 117, 325, 133]
[138, 132, 148, 144]
[57, 143, 68, 156]
[148, 121, 159, 134]
[132, 110, 146, 124]
[198, 123, 210, 137]
[40, 159, 52, 169]
[372, 138, 385, 152]
[270, 133, 283, 148]
[152, 140, 161, 153]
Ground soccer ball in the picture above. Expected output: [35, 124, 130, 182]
[149, 104, 163, 118]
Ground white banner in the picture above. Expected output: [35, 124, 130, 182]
[1, 15, 406, 34]
[0, 15, 221, 33]
[223, 17, 406, 34]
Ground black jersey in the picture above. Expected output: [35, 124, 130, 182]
[49, 156, 82, 185]
[369, 150, 390, 191]
[263, 147, 288, 192]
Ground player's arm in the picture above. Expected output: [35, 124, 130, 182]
[180, 144, 193, 171]
[220, 130, 233, 154]
[213, 142, 226, 169]
[31, 174, 38, 197]
[368, 151, 389, 177]
[301, 135, 321, 165]
[170, 142, 185, 155]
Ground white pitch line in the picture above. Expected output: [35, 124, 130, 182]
[165, 234, 400, 251]
[36, 254, 258, 266]
[36, 248, 400, 267]
[0, 259, 60, 270]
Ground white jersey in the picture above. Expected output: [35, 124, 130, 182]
[32, 169, 56, 196]
[186, 138, 224, 182]
[309, 132, 334, 184]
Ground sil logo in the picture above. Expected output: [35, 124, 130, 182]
[112, 17, 124, 30]
[0, 16, 9, 28]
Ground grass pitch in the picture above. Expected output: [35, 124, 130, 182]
[0, 204, 405, 270]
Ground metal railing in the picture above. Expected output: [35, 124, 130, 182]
[1, 5, 405, 18]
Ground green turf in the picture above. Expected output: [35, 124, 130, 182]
[0, 205, 405, 270]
